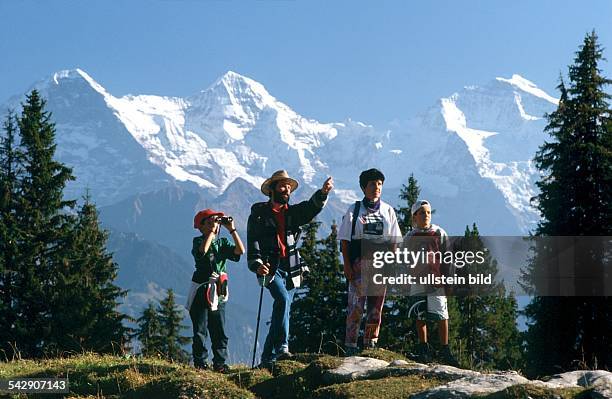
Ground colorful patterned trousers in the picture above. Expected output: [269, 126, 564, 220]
[344, 259, 386, 347]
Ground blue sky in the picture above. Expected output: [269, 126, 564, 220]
[1, 0, 610, 126]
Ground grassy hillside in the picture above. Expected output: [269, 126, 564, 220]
[0, 351, 591, 399]
[0, 353, 253, 399]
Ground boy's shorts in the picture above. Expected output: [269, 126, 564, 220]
[408, 286, 449, 321]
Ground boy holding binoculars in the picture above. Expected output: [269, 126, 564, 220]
[186, 209, 245, 372]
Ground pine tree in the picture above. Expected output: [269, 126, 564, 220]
[75, 195, 129, 353]
[522, 31, 612, 376]
[290, 220, 320, 352]
[158, 289, 191, 362]
[46, 194, 129, 354]
[298, 221, 320, 279]
[290, 222, 348, 355]
[135, 302, 164, 357]
[9, 91, 76, 358]
[0, 111, 24, 359]
[452, 224, 522, 370]
[379, 174, 420, 354]
[395, 173, 420, 233]
[2, 92, 129, 358]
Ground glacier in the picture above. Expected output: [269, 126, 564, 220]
[3, 68, 557, 234]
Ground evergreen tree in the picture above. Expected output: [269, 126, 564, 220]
[9, 91, 75, 358]
[46, 194, 129, 354]
[290, 222, 347, 355]
[395, 173, 420, 233]
[0, 111, 24, 359]
[298, 221, 320, 280]
[1, 92, 129, 358]
[290, 220, 320, 352]
[522, 31, 612, 376]
[135, 302, 164, 357]
[379, 174, 420, 354]
[158, 289, 191, 362]
[452, 224, 522, 370]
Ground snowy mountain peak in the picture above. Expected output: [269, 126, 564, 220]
[50, 68, 109, 97]
[182, 70, 280, 145]
[496, 74, 558, 105]
[3, 69, 563, 234]
[216, 70, 269, 94]
[198, 70, 275, 111]
[440, 74, 559, 132]
[433, 74, 559, 231]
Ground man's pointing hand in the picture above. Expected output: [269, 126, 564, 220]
[322, 176, 334, 195]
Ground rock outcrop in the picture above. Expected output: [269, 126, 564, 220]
[321, 355, 612, 398]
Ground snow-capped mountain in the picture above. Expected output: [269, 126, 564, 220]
[1, 69, 560, 363]
[3, 69, 557, 234]
[435, 75, 558, 231]
[4, 70, 174, 205]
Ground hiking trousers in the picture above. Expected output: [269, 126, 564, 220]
[345, 275, 386, 347]
[262, 268, 295, 362]
[190, 284, 228, 367]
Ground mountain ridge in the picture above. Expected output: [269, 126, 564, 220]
[2, 68, 558, 235]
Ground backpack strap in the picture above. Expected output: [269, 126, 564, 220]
[344, 201, 362, 265]
[351, 200, 361, 241]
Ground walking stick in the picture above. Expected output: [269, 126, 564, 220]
[252, 281, 264, 368]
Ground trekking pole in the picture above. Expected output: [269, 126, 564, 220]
[251, 281, 264, 368]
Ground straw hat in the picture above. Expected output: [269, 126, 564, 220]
[260, 170, 299, 197]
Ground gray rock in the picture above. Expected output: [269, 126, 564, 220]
[592, 383, 612, 399]
[412, 371, 529, 399]
[323, 354, 612, 399]
[324, 357, 480, 385]
[540, 370, 612, 399]
[323, 356, 390, 383]
[363, 363, 481, 384]
[544, 370, 612, 387]
[388, 359, 410, 367]
[420, 364, 481, 380]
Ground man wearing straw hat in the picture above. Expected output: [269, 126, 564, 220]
[247, 170, 333, 368]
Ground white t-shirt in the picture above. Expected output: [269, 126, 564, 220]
[338, 200, 403, 244]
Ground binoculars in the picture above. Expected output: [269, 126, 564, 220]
[214, 216, 233, 224]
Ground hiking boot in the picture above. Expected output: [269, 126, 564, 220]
[256, 361, 275, 371]
[364, 341, 377, 350]
[344, 346, 360, 357]
[439, 346, 460, 367]
[416, 342, 433, 364]
[276, 350, 293, 361]
[213, 363, 230, 373]
[194, 361, 209, 370]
